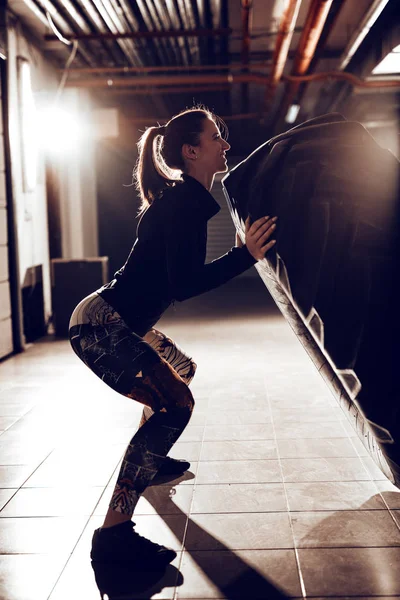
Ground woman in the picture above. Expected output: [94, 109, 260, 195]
[69, 107, 277, 568]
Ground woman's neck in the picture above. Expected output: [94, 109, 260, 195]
[185, 168, 215, 191]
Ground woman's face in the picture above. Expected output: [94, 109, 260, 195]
[195, 118, 231, 175]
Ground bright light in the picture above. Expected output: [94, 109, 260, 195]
[372, 44, 400, 75]
[38, 107, 87, 154]
[286, 104, 300, 124]
[18, 59, 38, 192]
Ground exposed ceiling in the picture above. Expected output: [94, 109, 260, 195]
[7, 0, 400, 151]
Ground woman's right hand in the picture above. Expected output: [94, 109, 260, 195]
[244, 215, 277, 261]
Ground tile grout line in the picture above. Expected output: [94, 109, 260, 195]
[172, 397, 207, 600]
[46, 455, 125, 600]
[262, 370, 307, 599]
[345, 428, 400, 535]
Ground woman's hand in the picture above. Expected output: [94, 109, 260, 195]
[245, 215, 277, 261]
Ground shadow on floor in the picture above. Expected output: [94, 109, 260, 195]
[91, 472, 293, 600]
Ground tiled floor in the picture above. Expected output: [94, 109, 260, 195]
[0, 277, 400, 599]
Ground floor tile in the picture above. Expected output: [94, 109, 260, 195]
[178, 426, 205, 443]
[291, 510, 400, 547]
[0, 488, 18, 510]
[203, 424, 274, 441]
[274, 421, 347, 439]
[0, 416, 19, 430]
[277, 437, 360, 459]
[376, 480, 400, 509]
[168, 442, 202, 461]
[271, 406, 344, 422]
[185, 512, 294, 550]
[94, 483, 194, 516]
[125, 514, 187, 552]
[0, 443, 52, 465]
[196, 460, 282, 484]
[49, 549, 180, 600]
[177, 549, 302, 598]
[0, 486, 104, 517]
[281, 457, 371, 482]
[298, 547, 400, 596]
[0, 465, 35, 487]
[285, 481, 385, 511]
[0, 517, 88, 554]
[22, 452, 121, 487]
[361, 456, 389, 481]
[206, 410, 271, 425]
[200, 440, 277, 461]
[191, 483, 287, 513]
[0, 554, 68, 600]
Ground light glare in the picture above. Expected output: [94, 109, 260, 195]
[38, 107, 86, 154]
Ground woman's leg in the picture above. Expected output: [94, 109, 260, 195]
[105, 358, 194, 526]
[139, 328, 197, 427]
[70, 322, 194, 523]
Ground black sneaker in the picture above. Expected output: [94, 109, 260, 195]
[157, 457, 190, 477]
[151, 457, 191, 485]
[90, 521, 177, 567]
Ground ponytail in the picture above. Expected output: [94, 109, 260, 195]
[134, 107, 226, 213]
[134, 126, 175, 213]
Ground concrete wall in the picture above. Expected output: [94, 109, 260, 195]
[7, 17, 57, 325]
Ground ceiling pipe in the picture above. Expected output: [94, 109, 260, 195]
[100, 84, 232, 96]
[65, 72, 268, 87]
[241, 0, 253, 113]
[44, 27, 232, 41]
[274, 0, 334, 126]
[283, 71, 400, 87]
[63, 62, 269, 74]
[264, 0, 303, 108]
[293, 0, 346, 114]
[64, 70, 400, 90]
[124, 112, 264, 124]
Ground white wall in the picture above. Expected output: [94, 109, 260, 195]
[7, 17, 57, 324]
[7, 17, 99, 336]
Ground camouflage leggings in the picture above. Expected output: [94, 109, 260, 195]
[69, 293, 196, 515]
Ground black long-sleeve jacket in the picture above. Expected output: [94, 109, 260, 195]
[98, 174, 256, 336]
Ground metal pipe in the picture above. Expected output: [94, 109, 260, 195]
[241, 0, 253, 66]
[65, 72, 269, 87]
[241, 0, 253, 113]
[274, 0, 334, 124]
[63, 62, 269, 74]
[44, 27, 232, 41]
[64, 70, 400, 90]
[283, 71, 400, 87]
[265, 0, 302, 105]
[124, 112, 264, 124]
[99, 84, 232, 96]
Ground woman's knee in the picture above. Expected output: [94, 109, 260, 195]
[144, 359, 195, 413]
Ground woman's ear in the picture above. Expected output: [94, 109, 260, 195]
[182, 143, 198, 162]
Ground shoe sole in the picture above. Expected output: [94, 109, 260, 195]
[91, 549, 177, 567]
